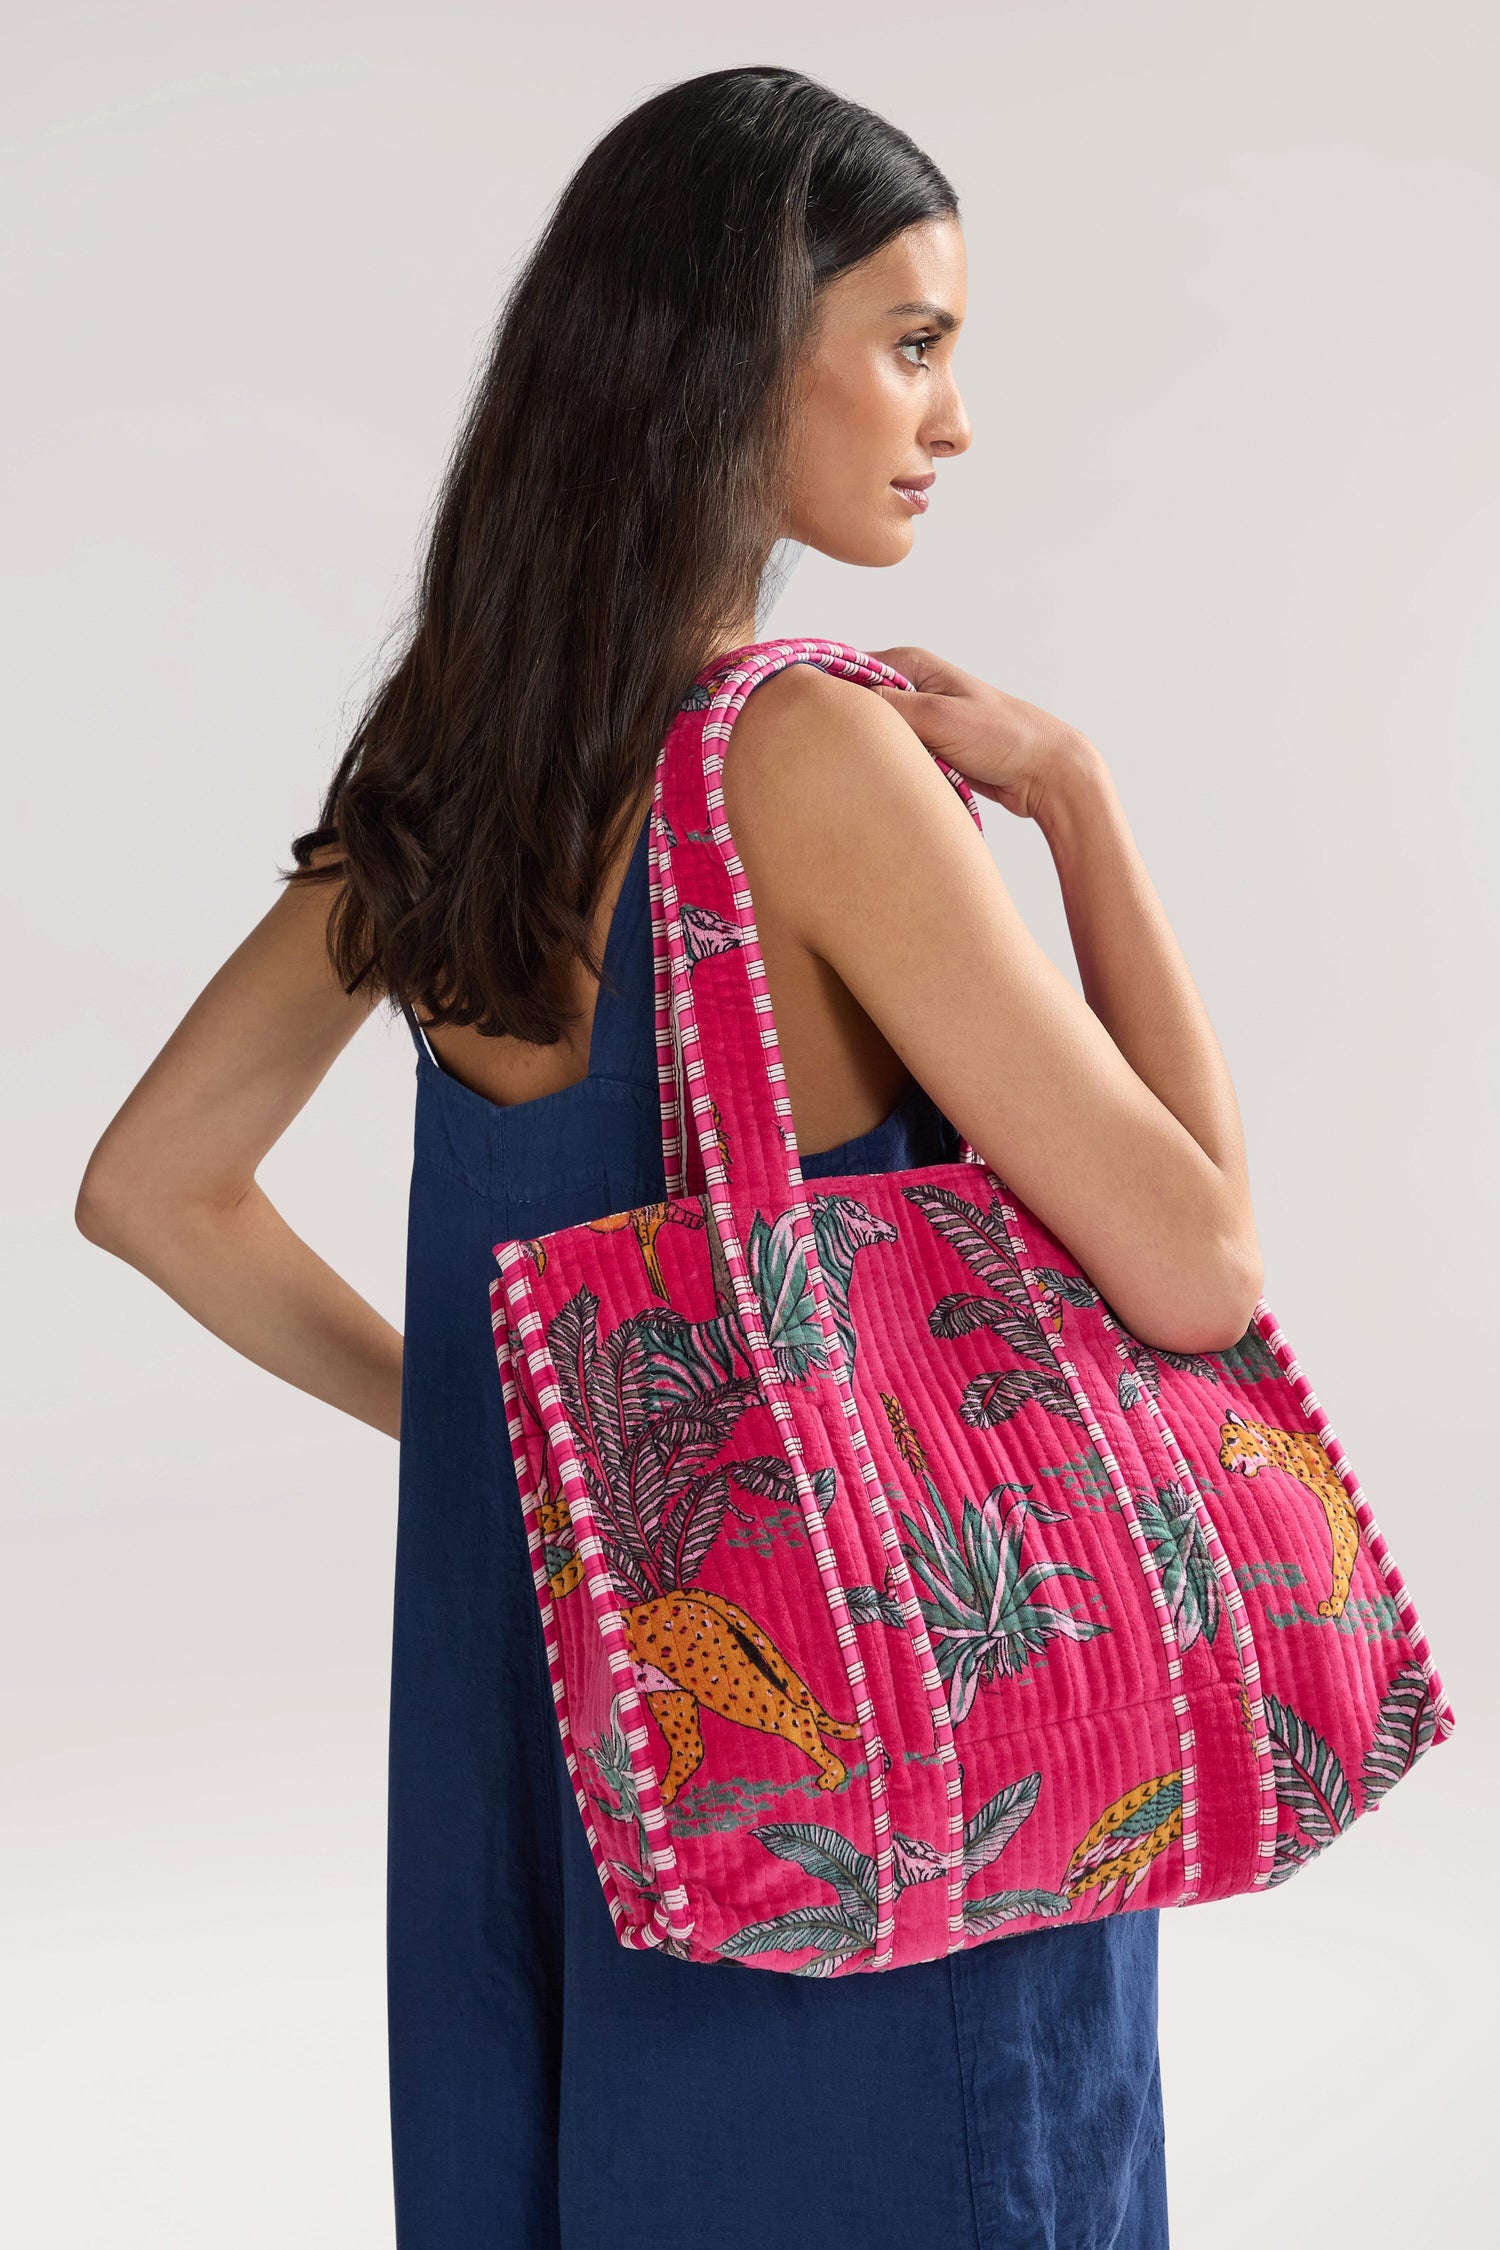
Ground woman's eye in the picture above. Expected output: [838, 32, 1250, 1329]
[897, 333, 937, 367]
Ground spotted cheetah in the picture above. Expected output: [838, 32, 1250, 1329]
[621, 1588, 861, 1802]
[1218, 1408, 1360, 1620]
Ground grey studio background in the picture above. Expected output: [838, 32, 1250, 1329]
[5, 4, 1495, 2244]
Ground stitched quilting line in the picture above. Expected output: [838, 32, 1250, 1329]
[654, 641, 990, 1950]
[652, 639, 991, 1958]
[490, 1253, 697, 1956]
[1092, 1298, 1279, 1893]
[981, 1179, 1203, 1909]
[1239, 1300, 1456, 1740]
[649, 736, 898, 1958]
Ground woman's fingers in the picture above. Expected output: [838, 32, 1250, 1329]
[867, 643, 957, 693]
[871, 679, 951, 744]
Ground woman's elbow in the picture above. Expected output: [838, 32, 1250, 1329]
[75, 1137, 178, 1261]
[1119, 1239, 1265, 1358]
[75, 1145, 140, 1256]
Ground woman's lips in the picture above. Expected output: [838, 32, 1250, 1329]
[890, 476, 934, 514]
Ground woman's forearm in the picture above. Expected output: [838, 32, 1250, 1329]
[78, 1180, 405, 1439]
[1036, 739, 1262, 1273]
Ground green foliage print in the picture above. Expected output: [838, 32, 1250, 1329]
[580, 1694, 695, 1959]
[547, 1281, 771, 1603]
[1262, 1663, 1439, 1888]
[717, 1770, 1069, 1974]
[901, 1176, 1085, 1428]
[1134, 1477, 1222, 1652]
[898, 1471, 1111, 1725]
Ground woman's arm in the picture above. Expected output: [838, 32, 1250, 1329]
[74, 856, 403, 1439]
[725, 654, 1264, 1356]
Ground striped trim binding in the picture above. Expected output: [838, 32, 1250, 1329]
[489, 1254, 696, 1954]
[651, 642, 980, 1957]
[1092, 1301, 1279, 1889]
[1245, 1298, 1456, 1742]
[984, 1186, 1204, 1905]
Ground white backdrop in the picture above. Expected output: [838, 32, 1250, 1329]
[5, 4, 1495, 2243]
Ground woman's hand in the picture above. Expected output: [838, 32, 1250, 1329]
[867, 644, 1094, 823]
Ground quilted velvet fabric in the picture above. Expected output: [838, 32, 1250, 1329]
[490, 638, 1456, 1978]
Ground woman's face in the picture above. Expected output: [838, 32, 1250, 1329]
[783, 214, 971, 567]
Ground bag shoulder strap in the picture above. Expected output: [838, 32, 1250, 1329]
[652, 637, 984, 1203]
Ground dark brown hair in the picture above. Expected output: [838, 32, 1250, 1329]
[287, 65, 957, 1044]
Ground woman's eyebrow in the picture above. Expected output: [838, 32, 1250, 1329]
[884, 300, 959, 331]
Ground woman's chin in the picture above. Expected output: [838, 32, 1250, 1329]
[810, 522, 917, 568]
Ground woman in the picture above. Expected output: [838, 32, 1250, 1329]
[78, 65, 1262, 2250]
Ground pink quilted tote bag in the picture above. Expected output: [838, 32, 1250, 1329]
[489, 637, 1457, 1976]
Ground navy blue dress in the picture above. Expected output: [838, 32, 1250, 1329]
[387, 798, 1169, 2249]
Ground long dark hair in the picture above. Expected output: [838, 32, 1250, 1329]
[287, 65, 957, 1044]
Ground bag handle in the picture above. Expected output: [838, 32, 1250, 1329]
[649, 636, 988, 1203]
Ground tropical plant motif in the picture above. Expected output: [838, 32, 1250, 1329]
[1110, 1328, 1222, 1411]
[548, 1282, 760, 1604]
[874, 1389, 1111, 1723]
[1211, 1323, 1283, 1386]
[1134, 1477, 1222, 1653]
[740, 1205, 838, 1384]
[982, 1249, 1229, 1414]
[1061, 1772, 1184, 1908]
[716, 1769, 1070, 1974]
[679, 901, 743, 977]
[1263, 1664, 1440, 1887]
[898, 1478, 1111, 1724]
[841, 1560, 911, 1628]
[580, 1692, 655, 1887]
[1263, 1690, 1356, 1886]
[1360, 1662, 1441, 1808]
[577, 1695, 695, 1960]
[901, 1177, 1085, 1428]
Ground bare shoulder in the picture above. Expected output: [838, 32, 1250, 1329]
[721, 658, 988, 957]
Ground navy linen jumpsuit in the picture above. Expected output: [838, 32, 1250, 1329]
[387, 769, 1169, 2249]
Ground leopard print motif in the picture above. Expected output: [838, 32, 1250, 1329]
[1218, 1407, 1360, 1619]
[621, 1588, 861, 1803]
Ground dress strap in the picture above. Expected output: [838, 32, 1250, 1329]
[400, 1002, 441, 1069]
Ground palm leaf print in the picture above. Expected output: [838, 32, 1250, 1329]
[843, 1562, 910, 1627]
[898, 1475, 1110, 1725]
[1263, 1690, 1356, 1886]
[903, 1178, 1086, 1429]
[718, 1903, 875, 1977]
[1360, 1662, 1439, 1809]
[745, 1206, 834, 1383]
[728, 1454, 838, 1517]
[1025, 1261, 1223, 1409]
[580, 1693, 654, 1880]
[1114, 1334, 1222, 1411]
[961, 1769, 1043, 1879]
[1134, 1478, 1222, 1651]
[964, 1887, 1072, 1935]
[1212, 1324, 1282, 1386]
[719, 1773, 1064, 1969]
[753, 1820, 879, 1917]
[542, 1286, 768, 1602]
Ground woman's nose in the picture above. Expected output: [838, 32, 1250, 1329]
[927, 381, 972, 459]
